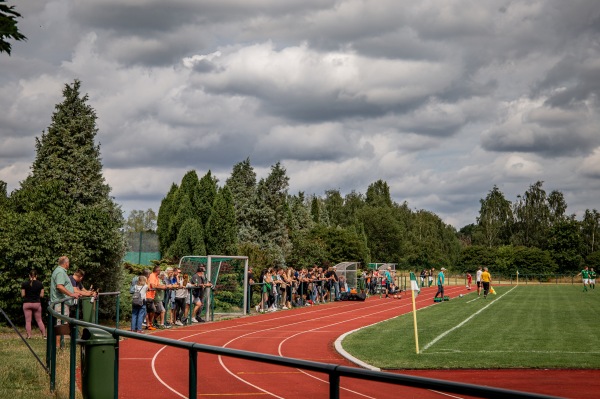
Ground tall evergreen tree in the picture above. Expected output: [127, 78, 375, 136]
[166, 194, 198, 257]
[197, 171, 218, 228]
[205, 186, 238, 255]
[225, 158, 259, 243]
[254, 162, 291, 264]
[167, 218, 206, 258]
[157, 183, 179, 254]
[0, 80, 124, 318]
[180, 170, 201, 211]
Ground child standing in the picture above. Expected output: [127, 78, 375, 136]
[131, 275, 148, 333]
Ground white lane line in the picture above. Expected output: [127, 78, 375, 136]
[149, 297, 404, 398]
[421, 286, 517, 352]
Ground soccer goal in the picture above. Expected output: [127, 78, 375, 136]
[178, 255, 250, 320]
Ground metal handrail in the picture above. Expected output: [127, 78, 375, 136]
[47, 298, 561, 399]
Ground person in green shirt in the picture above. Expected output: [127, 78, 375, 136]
[577, 266, 590, 292]
[433, 268, 446, 302]
[50, 256, 81, 346]
[589, 267, 596, 290]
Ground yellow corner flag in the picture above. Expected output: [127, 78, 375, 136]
[409, 272, 420, 354]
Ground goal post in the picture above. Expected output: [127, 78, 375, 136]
[178, 255, 250, 320]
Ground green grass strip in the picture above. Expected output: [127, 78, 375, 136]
[342, 285, 600, 369]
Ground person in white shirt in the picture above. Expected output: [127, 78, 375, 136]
[476, 266, 483, 296]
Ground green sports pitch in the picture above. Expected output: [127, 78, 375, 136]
[342, 285, 600, 369]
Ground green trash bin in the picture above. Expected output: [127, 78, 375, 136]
[79, 327, 115, 399]
[81, 298, 95, 323]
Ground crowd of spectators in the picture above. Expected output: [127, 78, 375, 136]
[127, 264, 400, 332]
[129, 265, 212, 332]
[250, 265, 400, 313]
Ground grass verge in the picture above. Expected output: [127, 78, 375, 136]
[0, 326, 82, 399]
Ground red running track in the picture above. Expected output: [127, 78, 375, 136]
[118, 286, 596, 399]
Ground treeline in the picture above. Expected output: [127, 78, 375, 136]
[157, 160, 461, 271]
[458, 182, 600, 274]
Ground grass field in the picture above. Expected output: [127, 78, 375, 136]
[0, 327, 80, 399]
[342, 285, 600, 369]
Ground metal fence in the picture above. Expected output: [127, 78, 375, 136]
[123, 231, 161, 265]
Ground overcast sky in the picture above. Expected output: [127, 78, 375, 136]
[1, 0, 599, 228]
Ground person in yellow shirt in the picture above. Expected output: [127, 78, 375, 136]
[481, 267, 492, 299]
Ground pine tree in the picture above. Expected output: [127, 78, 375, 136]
[205, 186, 238, 255]
[225, 158, 259, 243]
[0, 80, 124, 318]
[157, 183, 179, 253]
[197, 171, 218, 228]
[167, 218, 206, 258]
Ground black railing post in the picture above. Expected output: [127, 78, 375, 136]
[189, 349, 198, 399]
[329, 371, 340, 399]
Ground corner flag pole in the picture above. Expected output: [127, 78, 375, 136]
[409, 272, 420, 354]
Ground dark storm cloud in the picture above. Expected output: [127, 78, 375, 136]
[3, 0, 600, 228]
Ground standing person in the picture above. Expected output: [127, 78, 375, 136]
[164, 267, 176, 326]
[589, 267, 596, 290]
[145, 266, 162, 330]
[332, 266, 340, 300]
[246, 266, 255, 314]
[577, 266, 590, 292]
[154, 271, 171, 329]
[69, 269, 95, 297]
[384, 267, 393, 298]
[283, 267, 293, 309]
[173, 271, 187, 326]
[433, 268, 446, 301]
[21, 270, 47, 339]
[130, 275, 147, 333]
[168, 268, 180, 325]
[420, 269, 426, 288]
[476, 266, 483, 296]
[428, 268, 434, 287]
[466, 272, 472, 290]
[190, 267, 212, 322]
[50, 256, 81, 346]
[481, 267, 492, 299]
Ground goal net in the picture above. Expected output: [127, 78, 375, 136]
[178, 255, 249, 320]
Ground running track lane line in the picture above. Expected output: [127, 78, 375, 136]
[217, 297, 415, 399]
[150, 297, 400, 398]
[147, 286, 467, 398]
[219, 287, 468, 399]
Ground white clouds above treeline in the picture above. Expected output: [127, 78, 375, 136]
[1, 0, 599, 228]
